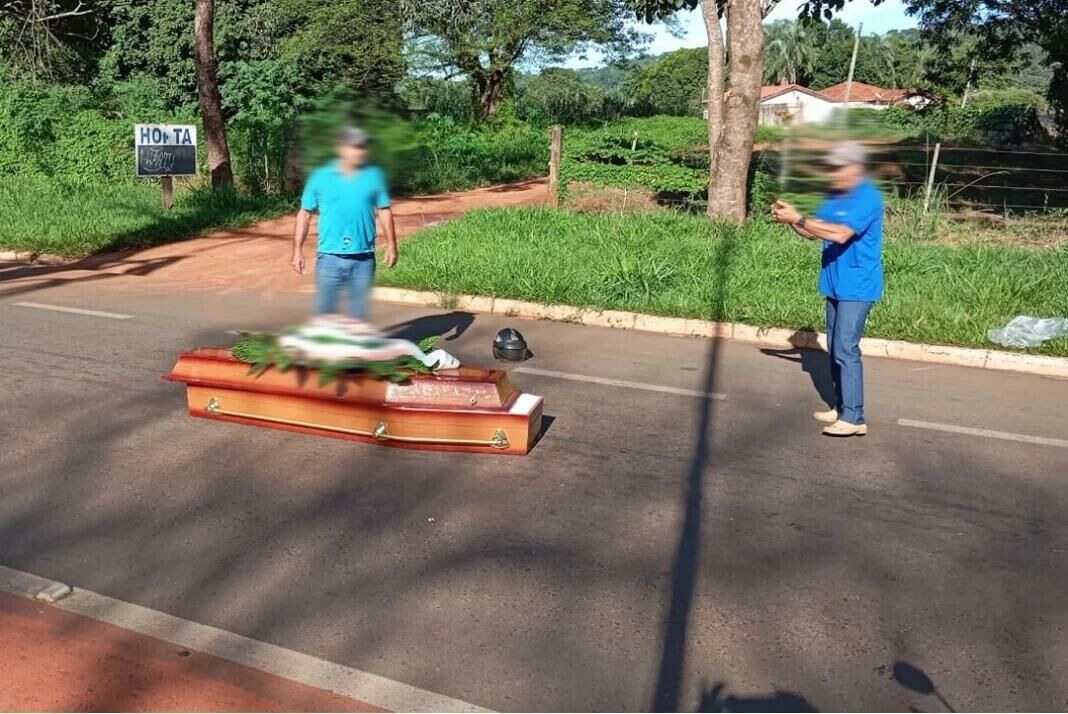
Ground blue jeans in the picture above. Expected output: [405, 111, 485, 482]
[315, 252, 376, 319]
[826, 298, 873, 425]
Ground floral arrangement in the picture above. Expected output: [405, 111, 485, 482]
[231, 315, 458, 385]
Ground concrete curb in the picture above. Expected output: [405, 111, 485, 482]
[373, 287, 1068, 380]
[0, 250, 72, 266]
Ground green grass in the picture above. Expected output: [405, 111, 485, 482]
[379, 207, 1068, 355]
[0, 176, 295, 257]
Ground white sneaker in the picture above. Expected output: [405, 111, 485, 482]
[813, 408, 839, 424]
[822, 420, 868, 437]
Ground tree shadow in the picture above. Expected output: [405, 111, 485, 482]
[486, 178, 547, 193]
[651, 225, 735, 712]
[697, 682, 819, 713]
[893, 661, 956, 713]
[0, 256, 185, 299]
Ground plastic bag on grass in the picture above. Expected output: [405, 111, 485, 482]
[987, 316, 1068, 349]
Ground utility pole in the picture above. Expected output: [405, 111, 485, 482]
[961, 57, 978, 108]
[841, 22, 863, 130]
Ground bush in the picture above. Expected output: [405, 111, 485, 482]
[0, 79, 134, 180]
[843, 91, 1049, 145]
[519, 68, 608, 126]
[400, 77, 474, 123]
[403, 114, 548, 194]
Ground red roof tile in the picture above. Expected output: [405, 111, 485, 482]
[818, 82, 914, 103]
[760, 84, 831, 102]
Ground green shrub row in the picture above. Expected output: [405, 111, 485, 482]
[846, 90, 1049, 144]
[559, 116, 782, 208]
[0, 78, 548, 196]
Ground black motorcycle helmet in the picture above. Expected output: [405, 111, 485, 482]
[493, 327, 529, 362]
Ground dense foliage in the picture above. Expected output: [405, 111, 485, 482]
[844, 90, 1049, 144]
[399, 0, 643, 120]
[559, 117, 782, 210]
[624, 47, 707, 117]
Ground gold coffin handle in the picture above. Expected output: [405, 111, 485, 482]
[205, 397, 510, 449]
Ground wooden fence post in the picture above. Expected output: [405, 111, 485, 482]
[161, 175, 175, 210]
[548, 125, 563, 209]
[923, 142, 942, 215]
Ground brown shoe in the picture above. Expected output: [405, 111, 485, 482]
[822, 420, 868, 437]
[813, 408, 839, 424]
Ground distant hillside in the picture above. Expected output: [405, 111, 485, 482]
[517, 53, 667, 94]
[574, 55, 661, 93]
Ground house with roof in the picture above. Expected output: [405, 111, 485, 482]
[817, 82, 929, 109]
[756, 84, 838, 126]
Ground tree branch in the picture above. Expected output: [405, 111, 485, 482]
[31, 0, 90, 22]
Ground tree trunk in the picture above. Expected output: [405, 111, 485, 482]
[194, 0, 234, 187]
[282, 123, 303, 194]
[709, 0, 765, 223]
[474, 69, 506, 121]
[701, 0, 727, 219]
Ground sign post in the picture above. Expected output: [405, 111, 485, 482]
[135, 124, 198, 210]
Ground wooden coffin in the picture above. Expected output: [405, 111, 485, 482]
[165, 348, 543, 455]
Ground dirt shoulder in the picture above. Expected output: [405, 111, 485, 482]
[0, 178, 547, 298]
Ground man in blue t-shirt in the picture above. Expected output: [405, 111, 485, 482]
[772, 142, 884, 437]
[291, 126, 397, 320]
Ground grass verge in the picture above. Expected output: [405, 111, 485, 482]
[0, 176, 294, 257]
[378, 207, 1068, 356]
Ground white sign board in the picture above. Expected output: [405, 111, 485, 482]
[135, 124, 198, 177]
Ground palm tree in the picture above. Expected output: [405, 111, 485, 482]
[764, 21, 818, 86]
[908, 44, 936, 87]
[867, 35, 898, 89]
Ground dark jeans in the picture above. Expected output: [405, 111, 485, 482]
[315, 252, 376, 319]
[826, 298, 874, 425]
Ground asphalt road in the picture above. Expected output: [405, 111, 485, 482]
[1, 280, 1066, 712]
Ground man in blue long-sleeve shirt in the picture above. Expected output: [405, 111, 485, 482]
[772, 142, 885, 438]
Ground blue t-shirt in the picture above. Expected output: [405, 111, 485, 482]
[300, 162, 391, 254]
[814, 178, 885, 302]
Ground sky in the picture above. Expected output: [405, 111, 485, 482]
[564, 0, 918, 69]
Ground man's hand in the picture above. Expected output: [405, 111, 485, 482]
[771, 200, 802, 225]
[385, 245, 398, 269]
[291, 251, 305, 275]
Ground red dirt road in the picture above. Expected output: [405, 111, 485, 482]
[0, 592, 383, 712]
[0, 178, 546, 298]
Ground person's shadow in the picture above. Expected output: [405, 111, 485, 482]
[761, 346, 836, 409]
[384, 311, 475, 344]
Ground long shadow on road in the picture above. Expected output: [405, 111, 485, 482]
[651, 225, 736, 712]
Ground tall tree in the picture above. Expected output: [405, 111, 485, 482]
[764, 20, 818, 85]
[400, 0, 643, 121]
[863, 34, 897, 88]
[634, 0, 776, 223]
[193, 0, 234, 186]
[625, 46, 708, 115]
[806, 0, 1068, 137]
[806, 19, 858, 89]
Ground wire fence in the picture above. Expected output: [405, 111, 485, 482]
[557, 125, 1068, 224]
[769, 142, 1068, 213]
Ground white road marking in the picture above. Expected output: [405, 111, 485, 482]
[0, 564, 490, 713]
[14, 301, 132, 320]
[514, 366, 726, 400]
[898, 418, 1068, 449]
